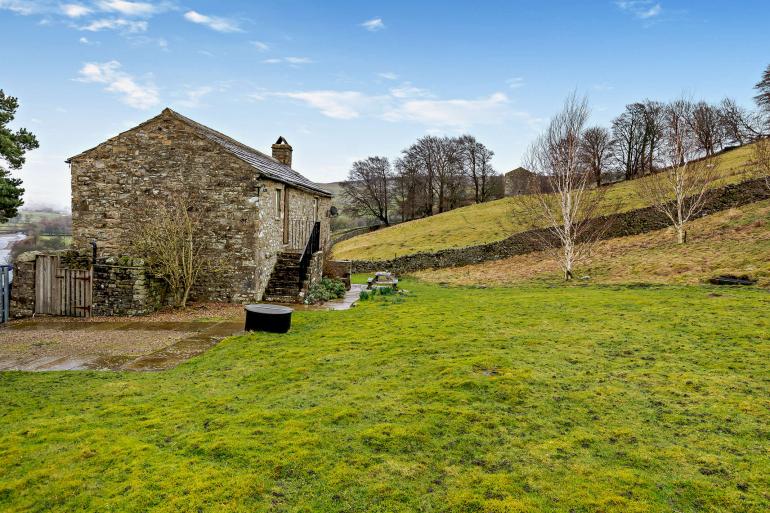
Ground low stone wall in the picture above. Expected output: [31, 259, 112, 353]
[324, 259, 352, 289]
[9, 252, 37, 318]
[10, 251, 168, 318]
[351, 178, 770, 274]
[331, 224, 385, 244]
[91, 257, 167, 316]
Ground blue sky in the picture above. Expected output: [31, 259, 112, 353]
[1, 0, 768, 209]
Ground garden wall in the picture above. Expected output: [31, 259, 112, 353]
[10, 251, 168, 318]
[351, 178, 770, 274]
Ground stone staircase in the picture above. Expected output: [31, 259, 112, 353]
[263, 251, 308, 303]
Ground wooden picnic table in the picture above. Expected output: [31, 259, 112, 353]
[367, 272, 398, 290]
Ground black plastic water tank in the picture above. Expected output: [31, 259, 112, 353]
[244, 304, 294, 333]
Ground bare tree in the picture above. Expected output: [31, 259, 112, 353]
[719, 98, 764, 145]
[636, 98, 719, 244]
[458, 135, 496, 203]
[132, 196, 215, 308]
[689, 101, 725, 156]
[641, 100, 665, 172]
[341, 156, 392, 226]
[612, 101, 666, 180]
[517, 94, 615, 280]
[579, 126, 613, 186]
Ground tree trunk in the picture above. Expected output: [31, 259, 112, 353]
[676, 226, 686, 244]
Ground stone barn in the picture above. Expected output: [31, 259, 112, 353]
[66, 108, 332, 304]
[503, 167, 551, 196]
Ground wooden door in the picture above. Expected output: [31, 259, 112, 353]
[35, 255, 93, 317]
[35, 255, 60, 315]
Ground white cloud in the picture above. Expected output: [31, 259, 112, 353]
[616, 1, 662, 19]
[361, 17, 385, 31]
[285, 56, 311, 64]
[639, 3, 661, 18]
[378, 72, 398, 81]
[592, 82, 614, 92]
[79, 36, 89, 43]
[61, 3, 91, 17]
[79, 17, 147, 32]
[97, 0, 158, 16]
[262, 56, 312, 65]
[175, 86, 214, 108]
[270, 86, 519, 129]
[389, 83, 433, 99]
[506, 77, 525, 89]
[251, 40, 269, 51]
[183, 10, 241, 33]
[274, 91, 385, 120]
[0, 0, 41, 15]
[76, 60, 159, 109]
[383, 92, 510, 128]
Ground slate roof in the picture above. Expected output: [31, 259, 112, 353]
[67, 108, 332, 197]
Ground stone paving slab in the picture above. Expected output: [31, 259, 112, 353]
[0, 291, 359, 373]
[0, 320, 243, 372]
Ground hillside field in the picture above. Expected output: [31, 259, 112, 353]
[416, 198, 770, 288]
[2, 280, 769, 512]
[333, 144, 759, 261]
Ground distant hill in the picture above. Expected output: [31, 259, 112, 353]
[333, 144, 760, 261]
[316, 181, 345, 198]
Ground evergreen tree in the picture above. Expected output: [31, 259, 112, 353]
[0, 89, 38, 222]
[755, 64, 770, 128]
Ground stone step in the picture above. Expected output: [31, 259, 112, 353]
[263, 295, 301, 303]
[265, 287, 300, 294]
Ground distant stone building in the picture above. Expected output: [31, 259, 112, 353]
[503, 167, 550, 196]
[66, 108, 332, 303]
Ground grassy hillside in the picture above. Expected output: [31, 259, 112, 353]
[334, 144, 759, 261]
[2, 281, 769, 511]
[416, 198, 770, 287]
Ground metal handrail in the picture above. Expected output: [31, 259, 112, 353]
[298, 221, 320, 286]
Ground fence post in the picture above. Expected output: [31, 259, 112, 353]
[1, 266, 9, 323]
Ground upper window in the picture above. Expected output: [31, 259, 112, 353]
[275, 189, 283, 219]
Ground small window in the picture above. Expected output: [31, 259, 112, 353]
[313, 198, 319, 221]
[275, 189, 283, 219]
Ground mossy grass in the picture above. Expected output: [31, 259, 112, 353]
[1, 279, 769, 512]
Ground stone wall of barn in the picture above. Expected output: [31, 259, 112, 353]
[69, 111, 330, 303]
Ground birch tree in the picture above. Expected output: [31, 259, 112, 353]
[636, 99, 718, 244]
[517, 94, 615, 280]
[753, 137, 770, 190]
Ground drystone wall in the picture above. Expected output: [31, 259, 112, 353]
[10, 251, 168, 318]
[351, 178, 770, 274]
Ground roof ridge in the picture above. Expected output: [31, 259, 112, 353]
[164, 109, 331, 197]
[165, 108, 282, 166]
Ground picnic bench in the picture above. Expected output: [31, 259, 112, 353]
[367, 271, 398, 290]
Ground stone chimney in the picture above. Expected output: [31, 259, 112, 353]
[271, 136, 293, 167]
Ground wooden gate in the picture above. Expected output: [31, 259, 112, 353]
[35, 255, 93, 317]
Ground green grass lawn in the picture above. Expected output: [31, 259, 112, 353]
[333, 144, 759, 261]
[2, 280, 769, 512]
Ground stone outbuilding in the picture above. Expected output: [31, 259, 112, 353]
[66, 108, 332, 304]
[503, 167, 551, 196]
